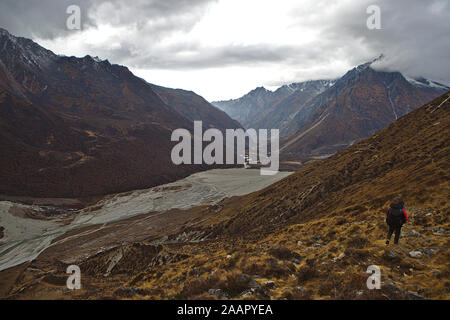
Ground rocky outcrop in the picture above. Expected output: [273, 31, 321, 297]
[212, 81, 335, 130]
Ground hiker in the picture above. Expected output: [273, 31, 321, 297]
[386, 200, 408, 245]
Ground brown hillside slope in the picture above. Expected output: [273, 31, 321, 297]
[212, 92, 450, 236]
[150, 84, 243, 132]
[1, 93, 449, 300]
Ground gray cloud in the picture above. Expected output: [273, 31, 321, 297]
[303, 0, 450, 83]
[0, 0, 449, 98]
[125, 43, 304, 70]
[0, 0, 94, 39]
[114, 39, 345, 73]
[0, 0, 215, 39]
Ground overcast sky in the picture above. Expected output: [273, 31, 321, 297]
[1, 0, 449, 101]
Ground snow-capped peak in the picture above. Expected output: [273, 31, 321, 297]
[406, 76, 450, 90]
[355, 54, 386, 72]
[93, 56, 102, 63]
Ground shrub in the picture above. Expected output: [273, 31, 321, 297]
[346, 236, 368, 249]
[264, 258, 296, 278]
[325, 230, 337, 241]
[281, 288, 313, 300]
[296, 265, 318, 284]
[335, 274, 367, 299]
[318, 278, 341, 297]
[344, 248, 371, 261]
[220, 274, 251, 297]
[268, 246, 301, 261]
[177, 276, 220, 299]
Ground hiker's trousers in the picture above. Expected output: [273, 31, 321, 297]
[387, 224, 402, 244]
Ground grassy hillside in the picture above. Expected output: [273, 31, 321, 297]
[1, 92, 449, 300]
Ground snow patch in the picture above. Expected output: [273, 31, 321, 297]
[406, 76, 450, 90]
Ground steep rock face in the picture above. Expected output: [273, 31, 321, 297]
[0, 28, 239, 198]
[212, 86, 276, 129]
[251, 80, 335, 132]
[212, 80, 334, 130]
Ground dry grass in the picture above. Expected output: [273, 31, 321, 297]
[2, 94, 449, 300]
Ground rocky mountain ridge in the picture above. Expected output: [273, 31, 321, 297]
[0, 28, 241, 198]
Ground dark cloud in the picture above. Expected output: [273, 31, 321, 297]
[0, 0, 215, 39]
[0, 0, 94, 39]
[0, 0, 448, 90]
[129, 0, 449, 82]
[303, 0, 450, 83]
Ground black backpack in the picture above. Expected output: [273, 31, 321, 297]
[387, 207, 404, 225]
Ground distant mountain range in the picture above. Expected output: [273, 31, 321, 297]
[213, 57, 449, 160]
[212, 80, 335, 132]
[1, 26, 448, 197]
[0, 28, 241, 198]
